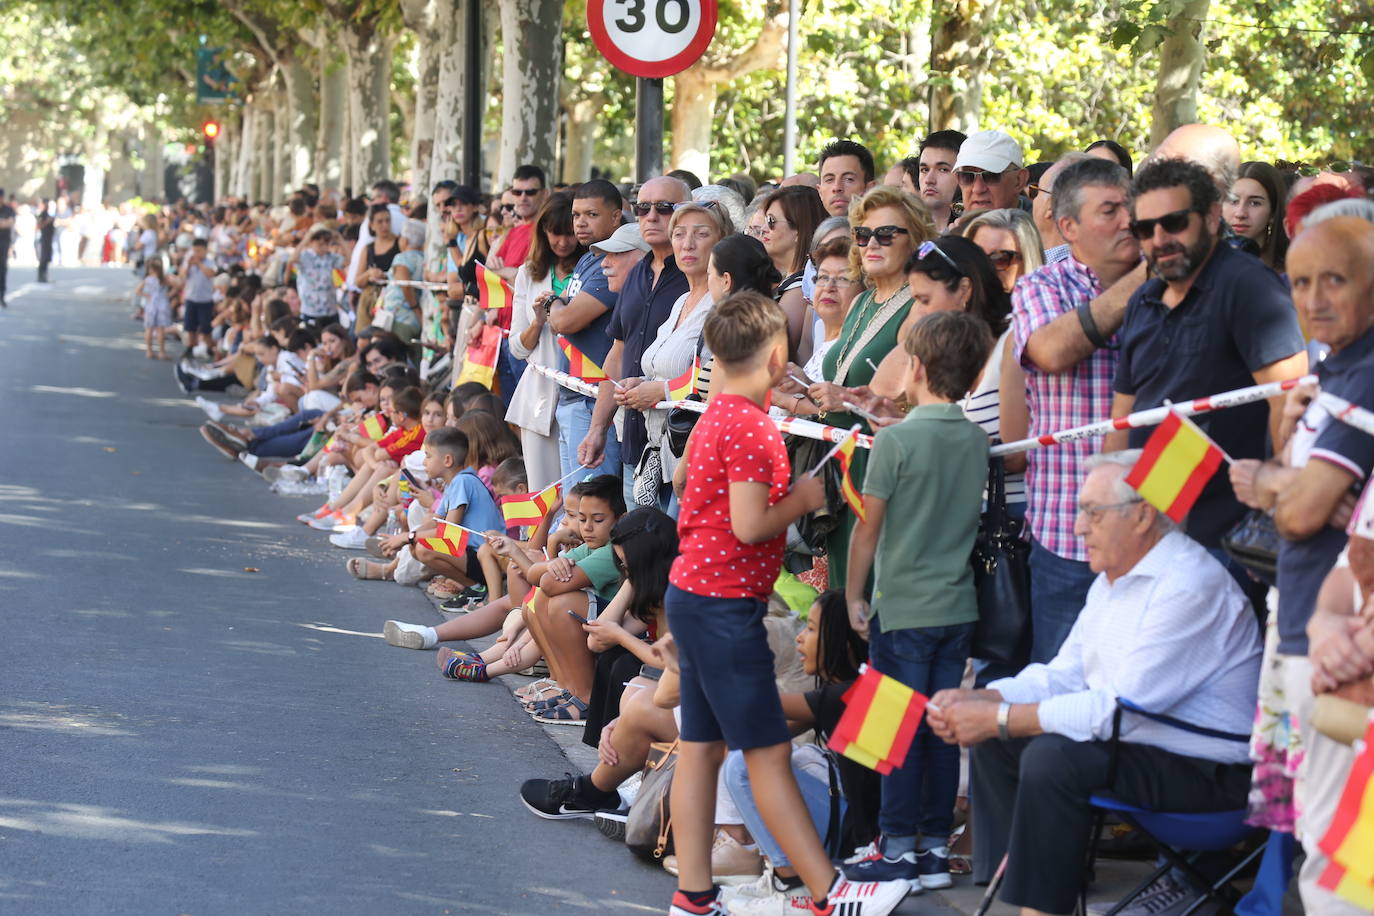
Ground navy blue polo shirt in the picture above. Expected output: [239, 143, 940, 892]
[1115, 243, 1304, 548]
[557, 251, 618, 405]
[1276, 325, 1374, 654]
[607, 252, 688, 463]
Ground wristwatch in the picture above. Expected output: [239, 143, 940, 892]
[996, 702, 1012, 741]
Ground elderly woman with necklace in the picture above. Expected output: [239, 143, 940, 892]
[805, 186, 935, 589]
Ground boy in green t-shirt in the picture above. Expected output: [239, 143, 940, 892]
[844, 310, 993, 891]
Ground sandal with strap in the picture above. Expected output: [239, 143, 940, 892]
[524, 689, 573, 713]
[532, 695, 588, 725]
[514, 678, 559, 701]
[346, 557, 392, 580]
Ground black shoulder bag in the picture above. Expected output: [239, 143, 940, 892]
[970, 456, 1033, 665]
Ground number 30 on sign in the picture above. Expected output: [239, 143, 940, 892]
[587, 0, 718, 78]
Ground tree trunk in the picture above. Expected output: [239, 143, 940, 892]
[140, 121, 164, 201]
[561, 95, 602, 183]
[256, 103, 276, 202]
[410, 31, 441, 186]
[1149, 0, 1210, 148]
[235, 107, 255, 199]
[274, 82, 293, 199]
[342, 25, 394, 187]
[317, 53, 347, 191]
[669, 69, 716, 178]
[214, 116, 233, 202]
[281, 56, 318, 188]
[928, 0, 1001, 133]
[496, 0, 562, 185]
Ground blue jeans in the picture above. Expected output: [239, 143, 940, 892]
[723, 749, 841, 868]
[497, 339, 525, 411]
[621, 462, 636, 508]
[868, 620, 975, 840]
[555, 397, 621, 485]
[247, 409, 322, 458]
[1028, 538, 1096, 664]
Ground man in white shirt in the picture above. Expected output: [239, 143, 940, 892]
[929, 450, 1262, 916]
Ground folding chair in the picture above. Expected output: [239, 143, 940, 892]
[1081, 698, 1267, 916]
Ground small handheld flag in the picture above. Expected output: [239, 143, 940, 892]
[500, 483, 561, 528]
[827, 664, 929, 774]
[1123, 410, 1228, 523]
[834, 427, 866, 522]
[331, 267, 345, 289]
[666, 357, 700, 401]
[415, 520, 471, 556]
[475, 263, 514, 312]
[1316, 716, 1374, 908]
[359, 414, 389, 441]
[558, 336, 609, 383]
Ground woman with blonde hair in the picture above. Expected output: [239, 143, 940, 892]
[960, 208, 1045, 295]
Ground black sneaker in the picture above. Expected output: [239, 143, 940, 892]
[915, 845, 953, 889]
[458, 583, 488, 602]
[519, 773, 619, 820]
[175, 361, 198, 393]
[594, 807, 629, 841]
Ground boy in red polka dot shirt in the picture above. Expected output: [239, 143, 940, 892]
[665, 291, 907, 916]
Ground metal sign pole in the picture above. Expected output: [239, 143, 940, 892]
[782, 0, 799, 176]
[635, 77, 664, 183]
[463, 0, 483, 189]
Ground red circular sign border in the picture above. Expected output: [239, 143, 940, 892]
[587, 0, 717, 79]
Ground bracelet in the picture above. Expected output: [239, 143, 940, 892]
[996, 702, 1012, 741]
[1076, 302, 1118, 350]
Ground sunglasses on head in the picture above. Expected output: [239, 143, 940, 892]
[634, 200, 676, 216]
[1026, 183, 1050, 201]
[1129, 207, 1194, 240]
[916, 239, 963, 275]
[674, 199, 718, 212]
[511, 187, 542, 197]
[854, 225, 910, 247]
[955, 168, 1010, 187]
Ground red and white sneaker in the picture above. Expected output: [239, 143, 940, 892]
[808, 874, 907, 916]
[669, 889, 728, 915]
[297, 503, 332, 525]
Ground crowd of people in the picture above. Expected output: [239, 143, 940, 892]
[110, 125, 1374, 916]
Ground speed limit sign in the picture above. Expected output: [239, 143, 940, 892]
[587, 0, 718, 79]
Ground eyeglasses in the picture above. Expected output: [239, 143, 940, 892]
[766, 214, 788, 230]
[854, 225, 910, 247]
[511, 187, 542, 197]
[955, 168, 1010, 187]
[499, 203, 516, 214]
[813, 272, 855, 288]
[746, 225, 767, 238]
[634, 201, 676, 216]
[1076, 498, 1142, 524]
[1026, 184, 1050, 201]
[986, 249, 1023, 269]
[916, 239, 962, 275]
[1129, 207, 1194, 240]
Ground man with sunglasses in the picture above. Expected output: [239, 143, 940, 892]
[578, 176, 691, 506]
[953, 130, 1029, 212]
[486, 164, 547, 284]
[1105, 158, 1305, 571]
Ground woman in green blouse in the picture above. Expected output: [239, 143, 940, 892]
[803, 186, 935, 589]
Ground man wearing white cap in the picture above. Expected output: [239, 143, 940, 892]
[593, 223, 652, 293]
[954, 130, 1030, 212]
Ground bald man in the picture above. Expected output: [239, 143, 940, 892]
[781, 172, 820, 189]
[1229, 216, 1374, 916]
[1151, 123, 1259, 257]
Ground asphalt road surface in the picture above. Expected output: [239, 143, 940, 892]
[0, 266, 676, 915]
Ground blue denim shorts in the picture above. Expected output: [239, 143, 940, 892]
[665, 584, 791, 750]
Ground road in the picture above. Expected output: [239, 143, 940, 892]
[0, 266, 674, 915]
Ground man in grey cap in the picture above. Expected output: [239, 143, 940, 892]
[954, 130, 1030, 212]
[593, 223, 652, 294]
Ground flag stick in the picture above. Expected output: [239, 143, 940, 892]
[843, 400, 883, 424]
[436, 520, 488, 540]
[804, 425, 861, 478]
[788, 372, 811, 388]
[543, 464, 593, 492]
[865, 358, 880, 373]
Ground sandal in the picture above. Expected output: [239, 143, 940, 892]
[345, 557, 392, 580]
[524, 689, 573, 713]
[427, 577, 462, 598]
[514, 678, 559, 701]
[532, 695, 588, 725]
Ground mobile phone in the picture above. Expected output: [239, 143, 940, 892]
[400, 468, 421, 488]
[566, 609, 590, 625]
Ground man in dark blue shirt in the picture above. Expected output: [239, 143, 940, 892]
[1107, 158, 1306, 559]
[578, 176, 690, 506]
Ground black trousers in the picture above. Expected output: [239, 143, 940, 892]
[970, 734, 1251, 914]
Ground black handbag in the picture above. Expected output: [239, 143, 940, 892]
[1221, 508, 1279, 587]
[665, 395, 702, 458]
[970, 456, 1033, 665]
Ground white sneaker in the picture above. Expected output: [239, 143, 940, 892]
[723, 867, 812, 915]
[844, 840, 880, 864]
[329, 526, 369, 550]
[820, 875, 909, 916]
[274, 478, 329, 496]
[195, 396, 224, 421]
[383, 620, 436, 649]
[192, 344, 210, 359]
[239, 452, 260, 471]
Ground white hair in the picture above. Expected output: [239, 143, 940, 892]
[1307, 198, 1374, 227]
[400, 218, 427, 249]
[692, 185, 745, 235]
[1084, 449, 1178, 533]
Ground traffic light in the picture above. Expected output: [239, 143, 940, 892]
[201, 120, 221, 146]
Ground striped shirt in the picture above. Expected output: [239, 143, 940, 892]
[1010, 256, 1117, 561]
[991, 531, 1261, 764]
[962, 330, 1025, 505]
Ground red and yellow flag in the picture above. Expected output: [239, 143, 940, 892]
[666, 357, 700, 401]
[1123, 410, 1226, 523]
[1317, 717, 1374, 908]
[331, 267, 345, 288]
[416, 520, 471, 556]
[835, 429, 865, 522]
[500, 483, 561, 528]
[827, 664, 928, 774]
[558, 336, 609, 383]
[475, 262, 514, 312]
[359, 414, 389, 440]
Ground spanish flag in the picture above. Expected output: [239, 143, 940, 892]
[1316, 717, 1374, 908]
[475, 262, 514, 312]
[501, 483, 560, 528]
[1123, 410, 1226, 523]
[416, 520, 471, 556]
[666, 357, 700, 401]
[558, 336, 609, 383]
[828, 664, 928, 774]
[359, 414, 389, 441]
[835, 429, 865, 522]
[331, 268, 345, 288]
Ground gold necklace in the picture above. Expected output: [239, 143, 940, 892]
[837, 283, 909, 360]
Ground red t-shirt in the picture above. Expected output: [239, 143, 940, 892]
[378, 422, 426, 461]
[670, 394, 791, 600]
[494, 223, 534, 329]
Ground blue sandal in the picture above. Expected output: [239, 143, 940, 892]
[532, 696, 588, 725]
